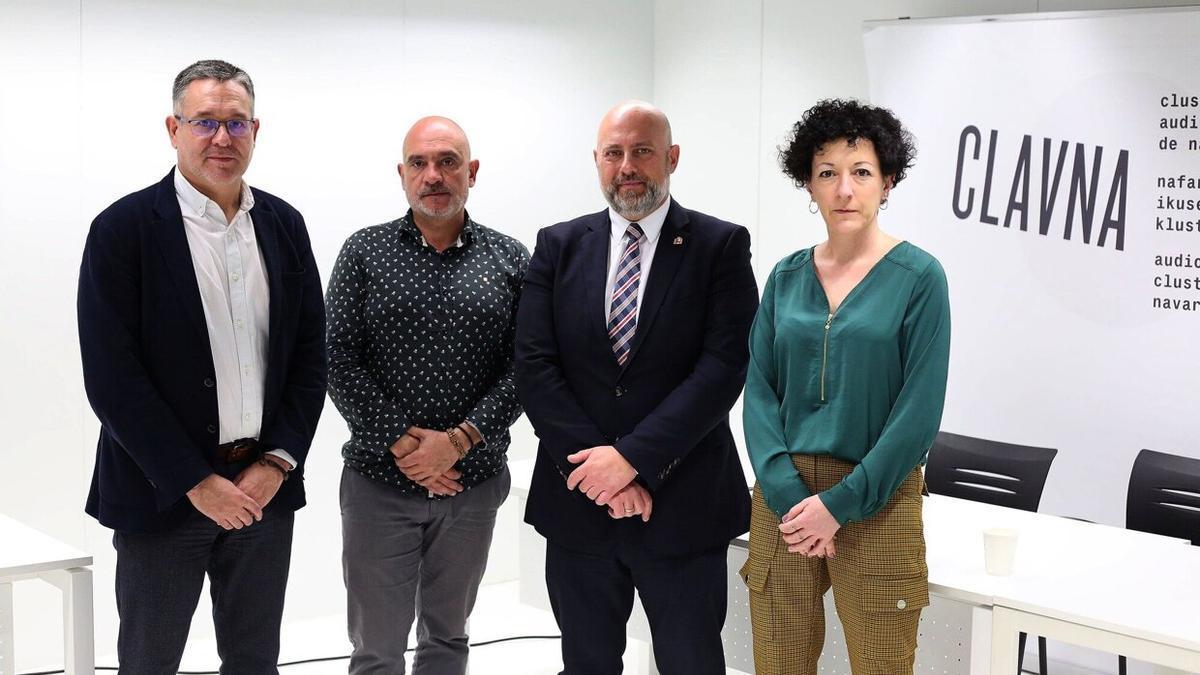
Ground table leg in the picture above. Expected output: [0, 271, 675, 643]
[0, 581, 13, 675]
[44, 568, 94, 675]
[969, 606, 993, 675]
[990, 606, 1021, 675]
[991, 605, 1200, 672]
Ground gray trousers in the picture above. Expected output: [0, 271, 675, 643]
[341, 465, 509, 675]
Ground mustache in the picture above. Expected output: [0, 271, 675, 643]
[419, 183, 450, 196]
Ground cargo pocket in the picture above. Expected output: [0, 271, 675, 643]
[858, 573, 929, 661]
[739, 556, 769, 593]
[740, 555, 778, 643]
[861, 574, 929, 614]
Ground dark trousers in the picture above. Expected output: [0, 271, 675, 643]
[545, 539, 728, 675]
[113, 503, 295, 675]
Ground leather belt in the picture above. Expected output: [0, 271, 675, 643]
[217, 437, 261, 463]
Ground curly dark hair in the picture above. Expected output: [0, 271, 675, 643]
[779, 99, 916, 188]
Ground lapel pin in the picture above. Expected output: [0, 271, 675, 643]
[673, 236, 683, 245]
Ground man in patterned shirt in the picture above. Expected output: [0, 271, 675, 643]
[326, 116, 529, 674]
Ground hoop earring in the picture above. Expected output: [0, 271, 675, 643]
[808, 200, 819, 214]
[879, 199, 889, 211]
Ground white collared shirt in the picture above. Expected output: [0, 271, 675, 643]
[174, 169, 294, 468]
[605, 197, 670, 322]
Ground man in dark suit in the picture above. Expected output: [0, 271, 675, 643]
[516, 101, 758, 674]
[77, 59, 326, 674]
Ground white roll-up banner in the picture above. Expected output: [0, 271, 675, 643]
[863, 8, 1199, 523]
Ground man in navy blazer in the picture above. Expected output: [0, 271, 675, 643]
[77, 60, 326, 674]
[516, 101, 758, 674]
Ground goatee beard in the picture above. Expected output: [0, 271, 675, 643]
[605, 179, 664, 221]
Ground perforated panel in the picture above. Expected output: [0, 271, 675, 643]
[723, 546, 755, 671]
[912, 597, 975, 674]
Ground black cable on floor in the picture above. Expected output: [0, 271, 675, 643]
[17, 633, 563, 675]
[468, 634, 560, 648]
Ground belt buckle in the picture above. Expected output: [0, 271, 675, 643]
[227, 440, 255, 463]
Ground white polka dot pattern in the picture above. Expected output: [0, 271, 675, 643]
[326, 211, 530, 496]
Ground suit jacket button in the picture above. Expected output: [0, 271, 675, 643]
[614, 386, 624, 397]
[203, 377, 215, 388]
[206, 424, 217, 434]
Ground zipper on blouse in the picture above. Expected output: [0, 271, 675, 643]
[820, 312, 833, 402]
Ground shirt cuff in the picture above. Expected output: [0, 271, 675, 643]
[818, 482, 860, 526]
[462, 420, 486, 448]
[762, 477, 812, 520]
[265, 448, 297, 470]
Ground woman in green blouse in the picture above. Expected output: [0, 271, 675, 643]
[741, 99, 951, 675]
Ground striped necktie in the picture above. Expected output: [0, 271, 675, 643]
[608, 222, 645, 366]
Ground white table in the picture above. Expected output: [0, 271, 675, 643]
[921, 493, 1198, 673]
[509, 459, 1199, 674]
[985, 529, 1200, 673]
[0, 515, 94, 675]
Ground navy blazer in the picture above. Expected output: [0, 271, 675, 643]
[78, 170, 327, 533]
[516, 199, 758, 556]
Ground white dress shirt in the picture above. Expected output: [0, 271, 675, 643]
[174, 170, 295, 468]
[605, 197, 670, 322]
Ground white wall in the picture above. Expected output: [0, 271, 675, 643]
[0, 0, 652, 669]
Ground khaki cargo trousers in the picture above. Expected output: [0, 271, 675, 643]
[741, 454, 929, 675]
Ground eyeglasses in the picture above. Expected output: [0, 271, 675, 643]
[173, 115, 256, 138]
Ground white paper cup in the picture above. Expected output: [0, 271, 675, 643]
[983, 527, 1018, 576]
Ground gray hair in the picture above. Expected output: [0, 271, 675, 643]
[172, 59, 255, 115]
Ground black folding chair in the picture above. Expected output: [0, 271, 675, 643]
[1117, 449, 1200, 675]
[926, 431, 1057, 511]
[925, 431, 1058, 674]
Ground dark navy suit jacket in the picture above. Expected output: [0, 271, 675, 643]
[516, 199, 758, 556]
[77, 169, 327, 533]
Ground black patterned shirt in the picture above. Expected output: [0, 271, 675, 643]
[326, 211, 529, 495]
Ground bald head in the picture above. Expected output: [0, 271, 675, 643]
[596, 100, 672, 150]
[594, 101, 679, 221]
[403, 116, 471, 162]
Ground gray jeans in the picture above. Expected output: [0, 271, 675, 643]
[340, 465, 510, 675]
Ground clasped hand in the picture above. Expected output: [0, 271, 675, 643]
[566, 445, 636, 506]
[391, 427, 463, 496]
[604, 482, 653, 521]
[779, 494, 840, 558]
[565, 445, 651, 520]
[187, 457, 293, 530]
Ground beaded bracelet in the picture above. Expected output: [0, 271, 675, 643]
[446, 427, 468, 459]
[456, 424, 477, 449]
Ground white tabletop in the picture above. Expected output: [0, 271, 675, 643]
[0, 514, 92, 578]
[922, 494, 1190, 604]
[918, 495, 1200, 653]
